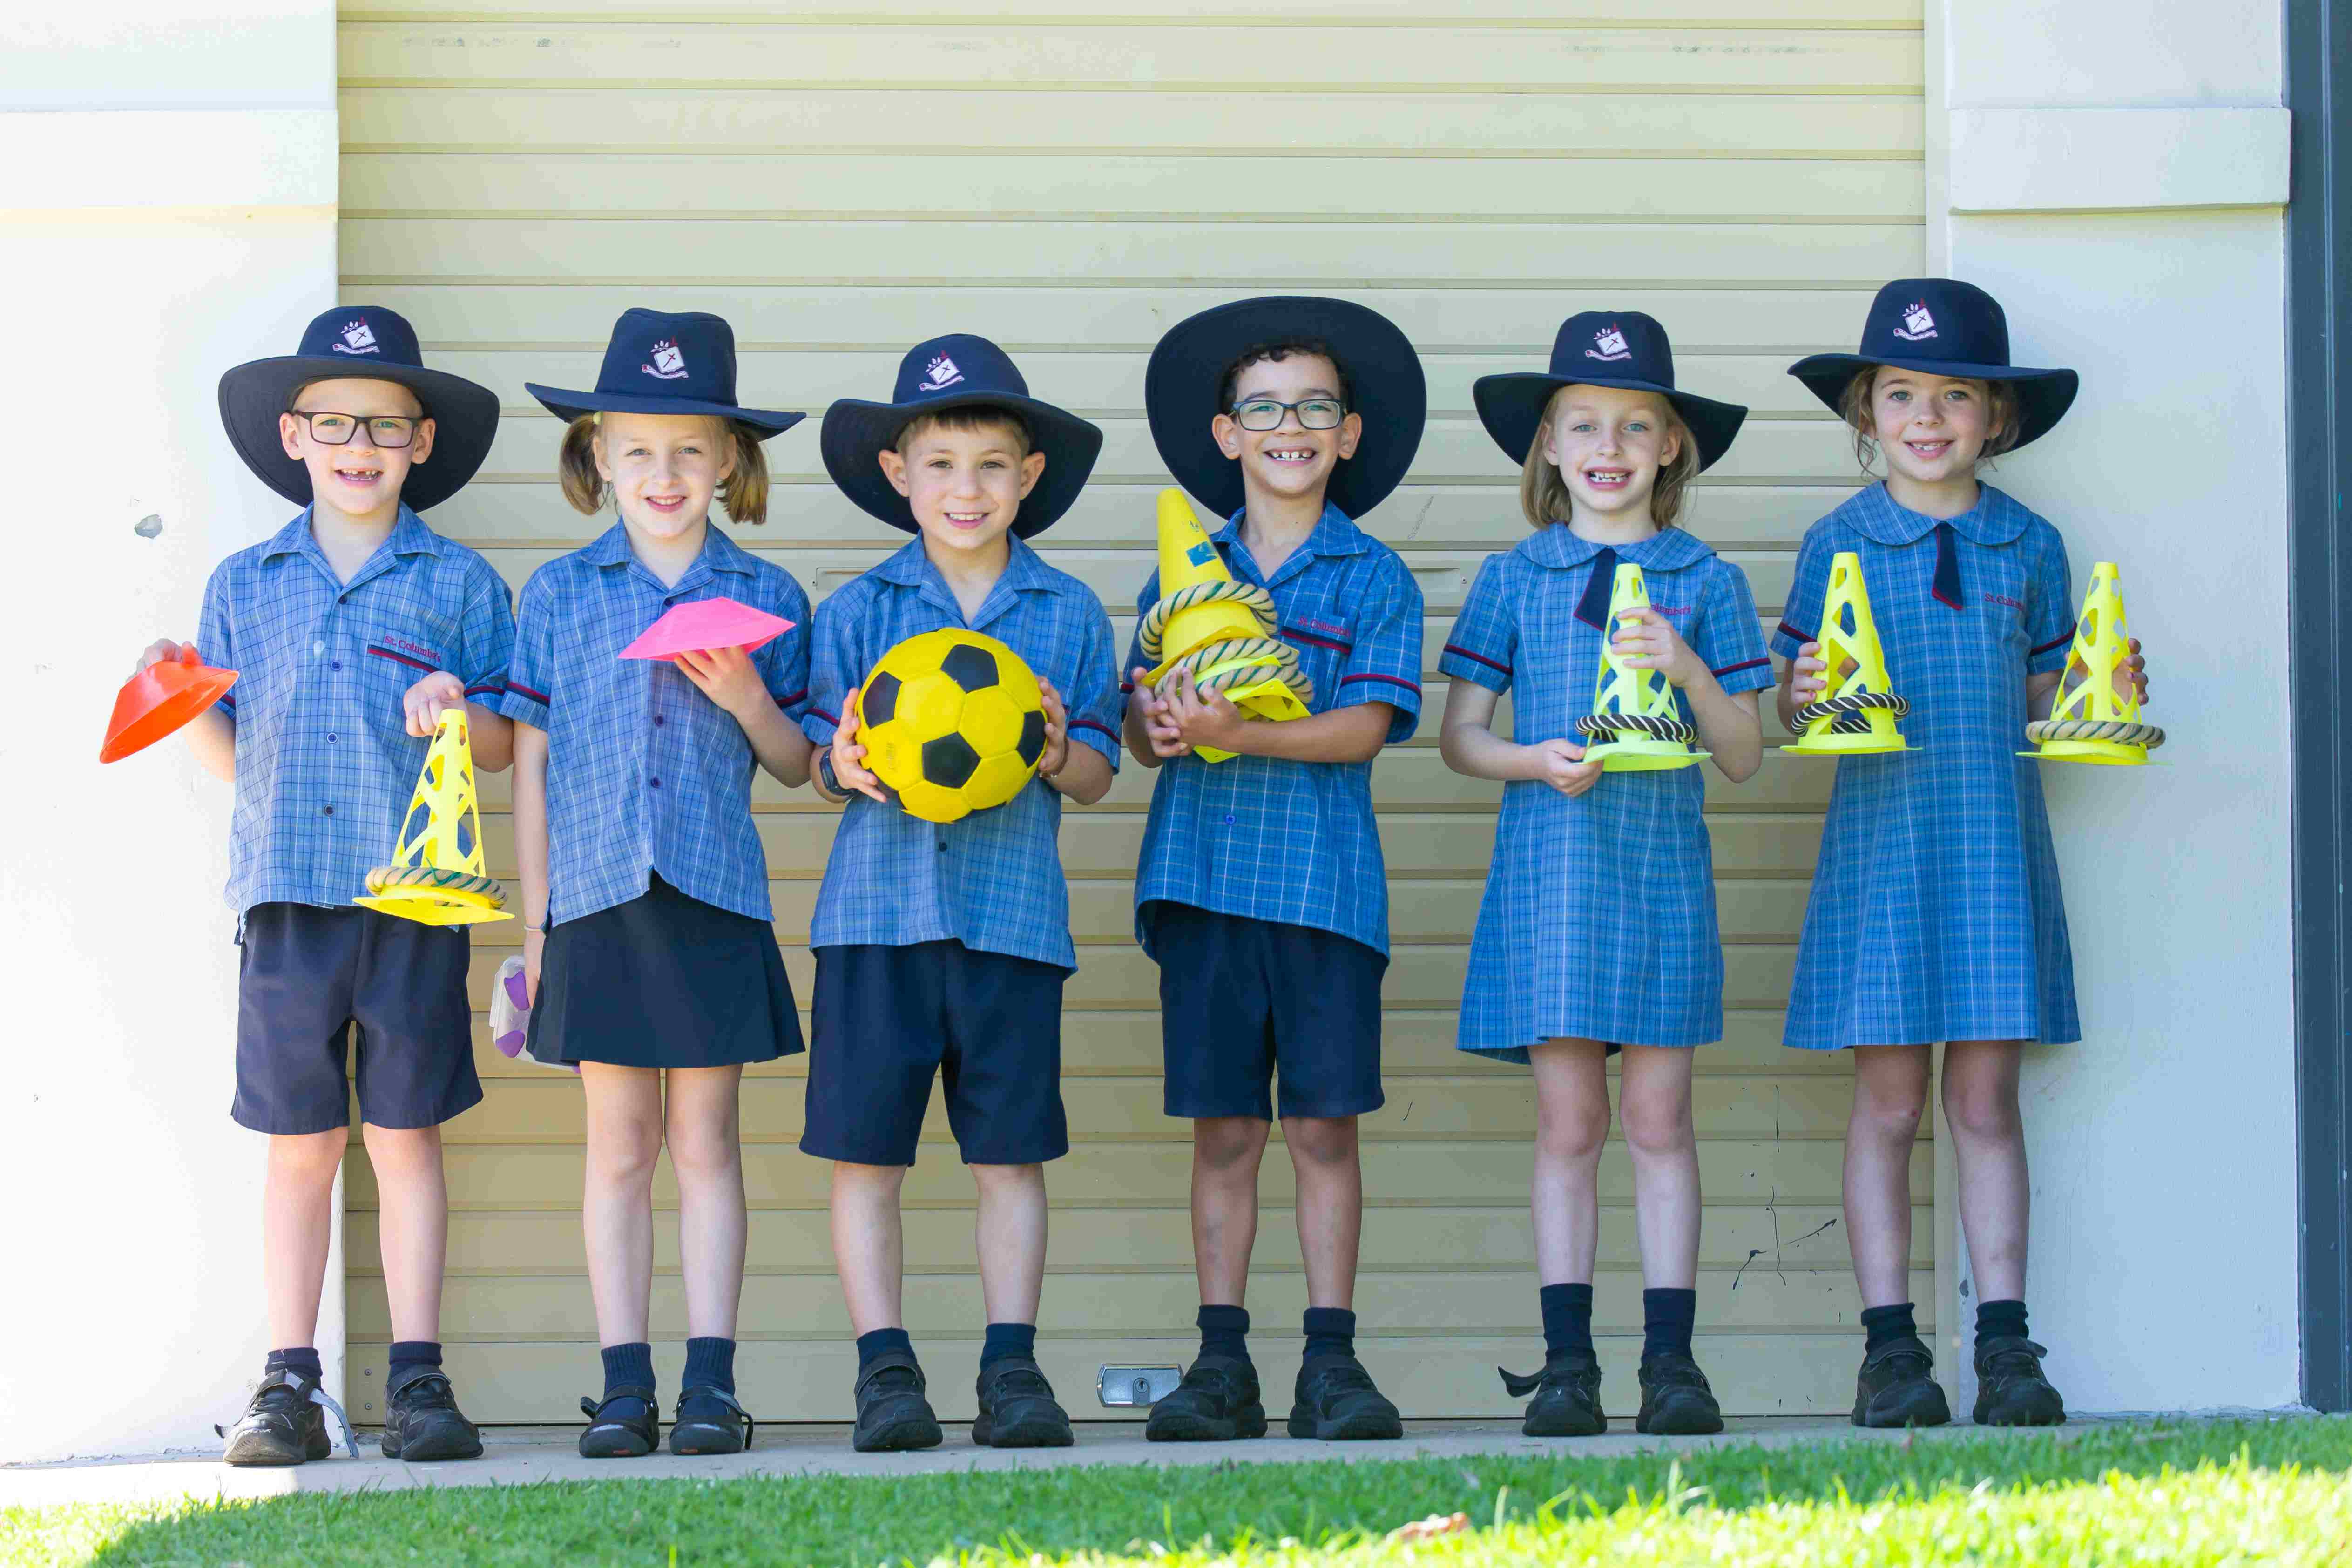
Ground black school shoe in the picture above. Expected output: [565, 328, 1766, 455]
[671, 1386, 756, 1455]
[381, 1365, 483, 1461]
[1145, 1353, 1268, 1442]
[219, 1368, 355, 1467]
[1851, 1335, 1953, 1428]
[1287, 1352, 1404, 1441]
[1499, 1350, 1606, 1438]
[1636, 1352, 1725, 1435]
[853, 1348, 943, 1452]
[1973, 1336, 2066, 1426]
[973, 1355, 1075, 1448]
[577, 1386, 661, 1458]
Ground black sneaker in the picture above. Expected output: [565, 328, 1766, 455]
[852, 1348, 942, 1453]
[671, 1386, 755, 1455]
[381, 1366, 483, 1461]
[1636, 1352, 1725, 1435]
[1145, 1353, 1267, 1442]
[1499, 1350, 1605, 1438]
[577, 1386, 660, 1458]
[1851, 1336, 1953, 1428]
[218, 1368, 355, 1467]
[973, 1355, 1075, 1448]
[1973, 1336, 2066, 1427]
[1287, 1352, 1403, 1441]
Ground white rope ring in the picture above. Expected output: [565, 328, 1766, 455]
[1138, 580, 1279, 663]
[1795, 690, 1911, 736]
[365, 864, 507, 906]
[1575, 711, 1698, 745]
[2025, 717, 2167, 750]
[1159, 635, 1313, 702]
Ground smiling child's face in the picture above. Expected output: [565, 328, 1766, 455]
[1212, 351, 1362, 507]
[594, 411, 733, 540]
[1868, 368, 1999, 487]
[279, 378, 433, 521]
[879, 414, 1045, 561]
[1540, 384, 1682, 524]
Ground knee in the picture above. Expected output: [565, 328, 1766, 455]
[664, 1120, 740, 1182]
[1942, 1079, 2021, 1145]
[270, 1128, 349, 1179]
[1195, 1119, 1268, 1174]
[1618, 1088, 1692, 1159]
[358, 1123, 441, 1173]
[1284, 1116, 1358, 1170]
[1851, 1081, 1928, 1144]
[588, 1122, 664, 1184]
[1537, 1099, 1610, 1165]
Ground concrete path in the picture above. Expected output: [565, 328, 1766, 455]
[1, 1414, 2156, 1510]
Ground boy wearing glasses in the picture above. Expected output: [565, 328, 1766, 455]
[132, 307, 512, 1467]
[1123, 298, 1427, 1442]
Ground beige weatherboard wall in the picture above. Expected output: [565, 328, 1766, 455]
[337, 1, 1928, 1423]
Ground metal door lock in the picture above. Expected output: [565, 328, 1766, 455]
[1096, 1364, 1183, 1407]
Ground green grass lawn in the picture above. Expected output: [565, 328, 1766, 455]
[10, 1419, 2350, 1568]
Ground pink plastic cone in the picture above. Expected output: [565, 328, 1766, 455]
[619, 597, 794, 660]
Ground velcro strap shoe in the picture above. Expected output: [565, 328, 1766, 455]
[973, 1355, 1075, 1448]
[1287, 1352, 1403, 1441]
[1851, 1336, 1952, 1429]
[1973, 1336, 2066, 1427]
[1145, 1352, 1267, 1442]
[1499, 1349, 1605, 1438]
[1636, 1351, 1725, 1435]
[382, 1365, 483, 1462]
[853, 1349, 943, 1453]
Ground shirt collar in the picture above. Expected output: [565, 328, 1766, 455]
[1518, 523, 1715, 573]
[1212, 502, 1371, 588]
[872, 534, 1065, 629]
[580, 520, 758, 587]
[1843, 481, 2033, 547]
[261, 504, 441, 591]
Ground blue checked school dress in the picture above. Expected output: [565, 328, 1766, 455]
[1440, 526, 1774, 1060]
[1768, 482, 2080, 1049]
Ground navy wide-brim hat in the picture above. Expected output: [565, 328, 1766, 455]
[1473, 311, 1748, 474]
[1145, 296, 1426, 521]
[820, 334, 1104, 538]
[524, 308, 804, 438]
[217, 305, 500, 513]
[1788, 278, 2079, 450]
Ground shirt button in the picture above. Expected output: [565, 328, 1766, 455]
[320, 805, 334, 817]
[936, 840, 947, 853]
[326, 733, 337, 744]
[330, 660, 341, 671]
[649, 777, 662, 789]
[654, 715, 665, 728]
[1224, 813, 1235, 825]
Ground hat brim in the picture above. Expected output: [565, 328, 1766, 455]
[1786, 354, 2080, 450]
[1471, 372, 1748, 474]
[818, 392, 1105, 538]
[1144, 296, 1426, 522]
[524, 384, 805, 439]
[217, 357, 500, 513]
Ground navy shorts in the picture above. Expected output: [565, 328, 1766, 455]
[1145, 901, 1386, 1122]
[233, 902, 481, 1136]
[803, 939, 1068, 1167]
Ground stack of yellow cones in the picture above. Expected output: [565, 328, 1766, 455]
[1576, 561, 1708, 772]
[355, 706, 512, 925]
[1139, 487, 1313, 764]
[2023, 561, 2165, 765]
[1784, 551, 1912, 757]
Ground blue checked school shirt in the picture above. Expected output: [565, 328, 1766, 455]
[1440, 525, 1773, 1058]
[499, 523, 811, 926]
[802, 535, 1122, 972]
[197, 506, 514, 917]
[1768, 481, 2079, 1049]
[1126, 503, 1424, 958]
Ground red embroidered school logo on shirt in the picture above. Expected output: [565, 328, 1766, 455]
[1893, 302, 1938, 342]
[642, 339, 689, 381]
[1985, 593, 2023, 611]
[1587, 326, 1632, 362]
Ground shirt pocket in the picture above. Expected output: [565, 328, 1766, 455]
[1271, 580, 1358, 714]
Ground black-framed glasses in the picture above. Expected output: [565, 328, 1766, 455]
[291, 410, 422, 449]
[1228, 397, 1346, 432]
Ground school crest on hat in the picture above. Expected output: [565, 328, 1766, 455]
[1588, 324, 1632, 363]
[643, 338, 688, 381]
[1472, 310, 1748, 473]
[335, 319, 380, 356]
[524, 309, 804, 438]
[1786, 278, 2080, 450]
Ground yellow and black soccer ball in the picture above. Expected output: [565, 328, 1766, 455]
[855, 629, 1048, 823]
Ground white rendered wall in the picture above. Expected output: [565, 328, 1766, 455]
[1933, 0, 2299, 1410]
[0, 3, 338, 1463]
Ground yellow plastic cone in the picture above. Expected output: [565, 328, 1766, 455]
[354, 706, 512, 926]
[1784, 551, 1911, 757]
[2023, 561, 2165, 766]
[1140, 487, 1312, 764]
[1580, 561, 1708, 773]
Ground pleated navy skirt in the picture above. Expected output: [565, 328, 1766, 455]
[530, 872, 803, 1069]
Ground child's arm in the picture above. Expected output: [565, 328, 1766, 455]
[1438, 678, 1600, 796]
[1036, 677, 1116, 804]
[512, 720, 551, 1002]
[396, 672, 514, 771]
[674, 646, 814, 786]
[135, 640, 237, 781]
[1776, 643, 1828, 734]
[1162, 678, 1394, 763]
[1610, 608, 1764, 784]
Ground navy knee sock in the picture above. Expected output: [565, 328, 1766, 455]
[1975, 1298, 2030, 1351]
[1302, 1307, 1356, 1361]
[980, 1322, 1036, 1369]
[599, 1342, 655, 1417]
[1642, 1288, 1697, 1362]
[1539, 1283, 1594, 1357]
[856, 1327, 913, 1372]
[386, 1340, 441, 1389]
[1860, 1302, 1919, 1353]
[683, 1336, 736, 1394]
[266, 1347, 323, 1384]
[1198, 1304, 1251, 1363]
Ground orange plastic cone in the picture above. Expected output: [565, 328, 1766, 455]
[100, 646, 238, 764]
